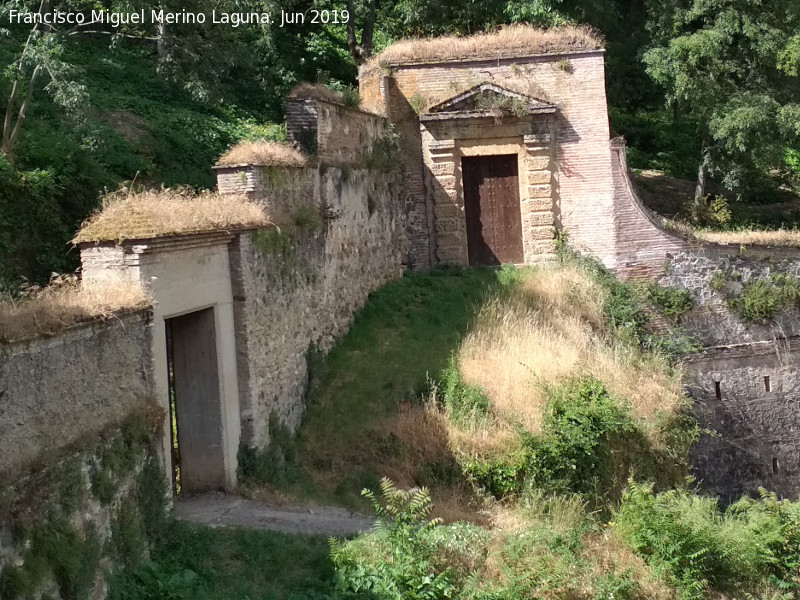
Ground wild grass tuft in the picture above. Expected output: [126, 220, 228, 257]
[365, 24, 603, 70]
[0, 273, 149, 343]
[73, 186, 271, 243]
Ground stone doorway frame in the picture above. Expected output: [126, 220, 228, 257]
[419, 86, 559, 267]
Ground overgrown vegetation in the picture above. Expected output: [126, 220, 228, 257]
[706, 269, 800, 322]
[0, 413, 163, 600]
[73, 187, 271, 243]
[0, 273, 149, 343]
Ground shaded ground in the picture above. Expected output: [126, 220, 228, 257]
[632, 169, 800, 229]
[176, 493, 373, 536]
[285, 267, 510, 510]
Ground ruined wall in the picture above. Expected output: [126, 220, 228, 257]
[229, 167, 405, 445]
[0, 311, 155, 480]
[0, 313, 164, 600]
[360, 51, 618, 268]
[223, 105, 406, 446]
[683, 339, 800, 499]
[659, 246, 800, 347]
[285, 97, 395, 165]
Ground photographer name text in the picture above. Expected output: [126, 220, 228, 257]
[7, 8, 349, 28]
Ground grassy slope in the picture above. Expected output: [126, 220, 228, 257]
[0, 37, 270, 285]
[294, 267, 506, 508]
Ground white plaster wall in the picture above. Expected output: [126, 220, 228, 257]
[132, 238, 241, 491]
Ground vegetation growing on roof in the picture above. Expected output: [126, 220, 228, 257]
[366, 25, 603, 69]
[0, 274, 149, 343]
[73, 187, 271, 244]
[217, 140, 308, 167]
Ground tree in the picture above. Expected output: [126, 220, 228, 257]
[1, 0, 88, 166]
[644, 0, 800, 204]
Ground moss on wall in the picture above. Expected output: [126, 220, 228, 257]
[0, 412, 168, 600]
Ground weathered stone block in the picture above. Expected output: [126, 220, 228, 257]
[525, 155, 551, 171]
[526, 170, 552, 185]
[437, 232, 464, 247]
[434, 189, 457, 205]
[437, 245, 468, 265]
[529, 225, 556, 241]
[524, 211, 555, 227]
[437, 175, 457, 191]
[429, 161, 455, 178]
[523, 197, 553, 212]
[527, 184, 552, 199]
[436, 218, 461, 233]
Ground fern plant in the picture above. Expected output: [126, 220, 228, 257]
[330, 478, 454, 600]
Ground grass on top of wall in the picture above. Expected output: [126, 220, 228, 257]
[0, 274, 150, 343]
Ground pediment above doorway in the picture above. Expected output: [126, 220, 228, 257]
[419, 82, 557, 122]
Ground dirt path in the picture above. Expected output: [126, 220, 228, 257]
[175, 492, 374, 536]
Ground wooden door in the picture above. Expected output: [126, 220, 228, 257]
[461, 154, 523, 266]
[166, 308, 225, 494]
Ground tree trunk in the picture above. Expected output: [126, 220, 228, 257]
[346, 0, 376, 66]
[694, 130, 710, 207]
[157, 20, 167, 59]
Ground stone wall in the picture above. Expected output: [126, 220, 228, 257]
[0, 311, 155, 481]
[683, 339, 800, 499]
[360, 51, 618, 269]
[0, 417, 164, 600]
[229, 164, 405, 445]
[0, 312, 164, 600]
[218, 99, 407, 446]
[286, 97, 396, 165]
[659, 246, 800, 347]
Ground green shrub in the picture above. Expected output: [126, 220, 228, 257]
[331, 479, 480, 600]
[734, 279, 783, 321]
[437, 354, 492, 428]
[462, 451, 528, 499]
[341, 86, 361, 109]
[648, 285, 694, 319]
[109, 561, 199, 600]
[237, 413, 300, 488]
[615, 483, 800, 599]
[709, 271, 728, 291]
[463, 378, 642, 504]
[526, 377, 637, 500]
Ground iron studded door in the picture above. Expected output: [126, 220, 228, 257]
[462, 154, 524, 266]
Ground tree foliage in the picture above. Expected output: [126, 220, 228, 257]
[644, 0, 800, 202]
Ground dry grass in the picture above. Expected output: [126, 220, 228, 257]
[367, 24, 602, 69]
[0, 275, 149, 343]
[581, 529, 676, 600]
[458, 265, 684, 441]
[693, 228, 800, 248]
[287, 82, 344, 104]
[73, 187, 272, 243]
[217, 140, 307, 167]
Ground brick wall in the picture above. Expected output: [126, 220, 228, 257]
[361, 51, 618, 268]
[610, 138, 690, 277]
